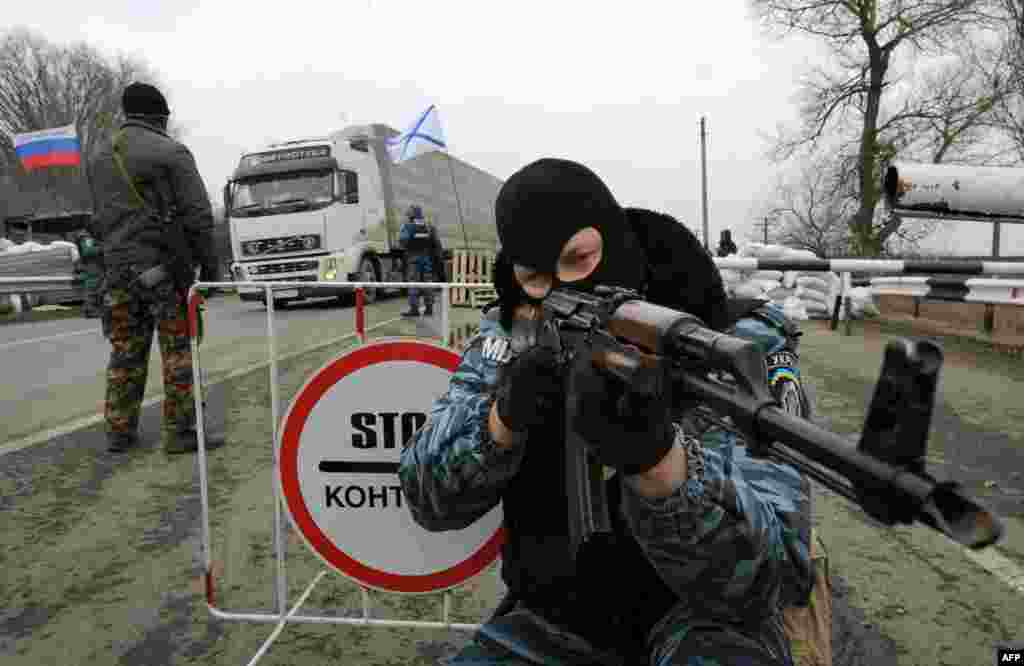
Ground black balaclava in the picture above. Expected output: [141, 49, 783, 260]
[494, 159, 647, 296]
[624, 207, 731, 331]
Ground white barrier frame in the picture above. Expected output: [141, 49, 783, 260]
[186, 280, 497, 666]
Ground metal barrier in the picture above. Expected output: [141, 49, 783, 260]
[713, 257, 1024, 336]
[186, 280, 498, 666]
[0, 275, 76, 295]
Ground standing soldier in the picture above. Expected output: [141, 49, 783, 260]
[88, 82, 224, 454]
[717, 228, 738, 257]
[399, 205, 443, 317]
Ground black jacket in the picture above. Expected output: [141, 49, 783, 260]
[88, 119, 217, 283]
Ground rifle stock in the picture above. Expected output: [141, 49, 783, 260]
[543, 285, 1004, 553]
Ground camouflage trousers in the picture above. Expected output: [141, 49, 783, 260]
[101, 266, 204, 446]
[447, 603, 793, 666]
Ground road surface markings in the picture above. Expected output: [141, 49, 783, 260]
[0, 316, 401, 457]
[0, 326, 98, 350]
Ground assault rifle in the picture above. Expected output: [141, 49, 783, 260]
[538, 285, 1004, 564]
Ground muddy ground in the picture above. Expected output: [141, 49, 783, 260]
[1, 309, 1021, 665]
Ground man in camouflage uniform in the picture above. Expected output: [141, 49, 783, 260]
[400, 160, 813, 665]
[88, 82, 223, 454]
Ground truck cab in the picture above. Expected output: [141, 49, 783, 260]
[225, 135, 393, 306]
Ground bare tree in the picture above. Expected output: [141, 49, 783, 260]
[0, 28, 178, 220]
[985, 0, 1024, 162]
[760, 157, 856, 257]
[750, 0, 1005, 255]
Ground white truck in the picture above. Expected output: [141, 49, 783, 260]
[224, 123, 503, 306]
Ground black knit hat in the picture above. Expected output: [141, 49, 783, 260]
[122, 82, 170, 117]
[495, 158, 646, 292]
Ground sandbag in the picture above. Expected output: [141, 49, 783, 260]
[719, 269, 744, 285]
[754, 278, 782, 293]
[795, 286, 832, 305]
[795, 276, 832, 293]
[782, 296, 809, 321]
[782, 248, 819, 261]
[768, 287, 797, 302]
[733, 282, 770, 299]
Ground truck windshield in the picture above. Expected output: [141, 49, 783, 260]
[230, 171, 333, 217]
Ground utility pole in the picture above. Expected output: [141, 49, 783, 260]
[699, 116, 709, 251]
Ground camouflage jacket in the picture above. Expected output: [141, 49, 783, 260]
[399, 305, 815, 646]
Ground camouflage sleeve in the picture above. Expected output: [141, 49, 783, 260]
[399, 331, 525, 532]
[621, 425, 814, 621]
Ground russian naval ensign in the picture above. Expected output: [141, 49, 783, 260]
[278, 338, 505, 594]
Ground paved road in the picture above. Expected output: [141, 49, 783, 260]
[0, 293, 446, 447]
[1, 313, 1022, 666]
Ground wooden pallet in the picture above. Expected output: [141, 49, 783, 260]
[470, 287, 497, 309]
[450, 250, 496, 308]
[447, 322, 481, 351]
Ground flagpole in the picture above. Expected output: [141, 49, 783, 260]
[444, 152, 471, 254]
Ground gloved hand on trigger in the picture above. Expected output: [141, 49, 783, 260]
[493, 345, 564, 434]
[570, 356, 676, 475]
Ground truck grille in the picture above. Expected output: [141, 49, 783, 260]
[249, 261, 319, 276]
[251, 275, 318, 283]
[242, 235, 321, 256]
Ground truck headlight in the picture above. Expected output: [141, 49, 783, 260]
[322, 257, 337, 281]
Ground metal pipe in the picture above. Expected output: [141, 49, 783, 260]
[244, 571, 327, 666]
[700, 117, 710, 250]
[265, 287, 287, 617]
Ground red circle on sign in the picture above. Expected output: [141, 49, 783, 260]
[279, 339, 506, 593]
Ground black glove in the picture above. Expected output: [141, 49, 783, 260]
[570, 356, 676, 475]
[493, 345, 564, 433]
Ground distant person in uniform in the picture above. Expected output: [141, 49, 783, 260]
[717, 228, 738, 257]
[88, 82, 224, 454]
[399, 205, 443, 317]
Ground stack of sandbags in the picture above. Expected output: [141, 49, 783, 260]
[724, 244, 828, 317]
[794, 273, 842, 320]
[0, 240, 80, 309]
[847, 286, 880, 319]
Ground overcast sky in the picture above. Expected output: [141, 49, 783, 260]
[8, 0, 1021, 255]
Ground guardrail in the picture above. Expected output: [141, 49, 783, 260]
[0, 276, 77, 296]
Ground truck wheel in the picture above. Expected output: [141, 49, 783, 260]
[358, 257, 380, 304]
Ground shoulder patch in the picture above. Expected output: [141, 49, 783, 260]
[479, 336, 514, 364]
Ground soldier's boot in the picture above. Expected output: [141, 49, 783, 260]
[164, 428, 227, 455]
[423, 304, 434, 316]
[401, 307, 420, 317]
[107, 433, 140, 453]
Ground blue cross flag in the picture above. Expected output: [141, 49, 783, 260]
[386, 105, 447, 164]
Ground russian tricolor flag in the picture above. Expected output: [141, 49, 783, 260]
[13, 124, 82, 171]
